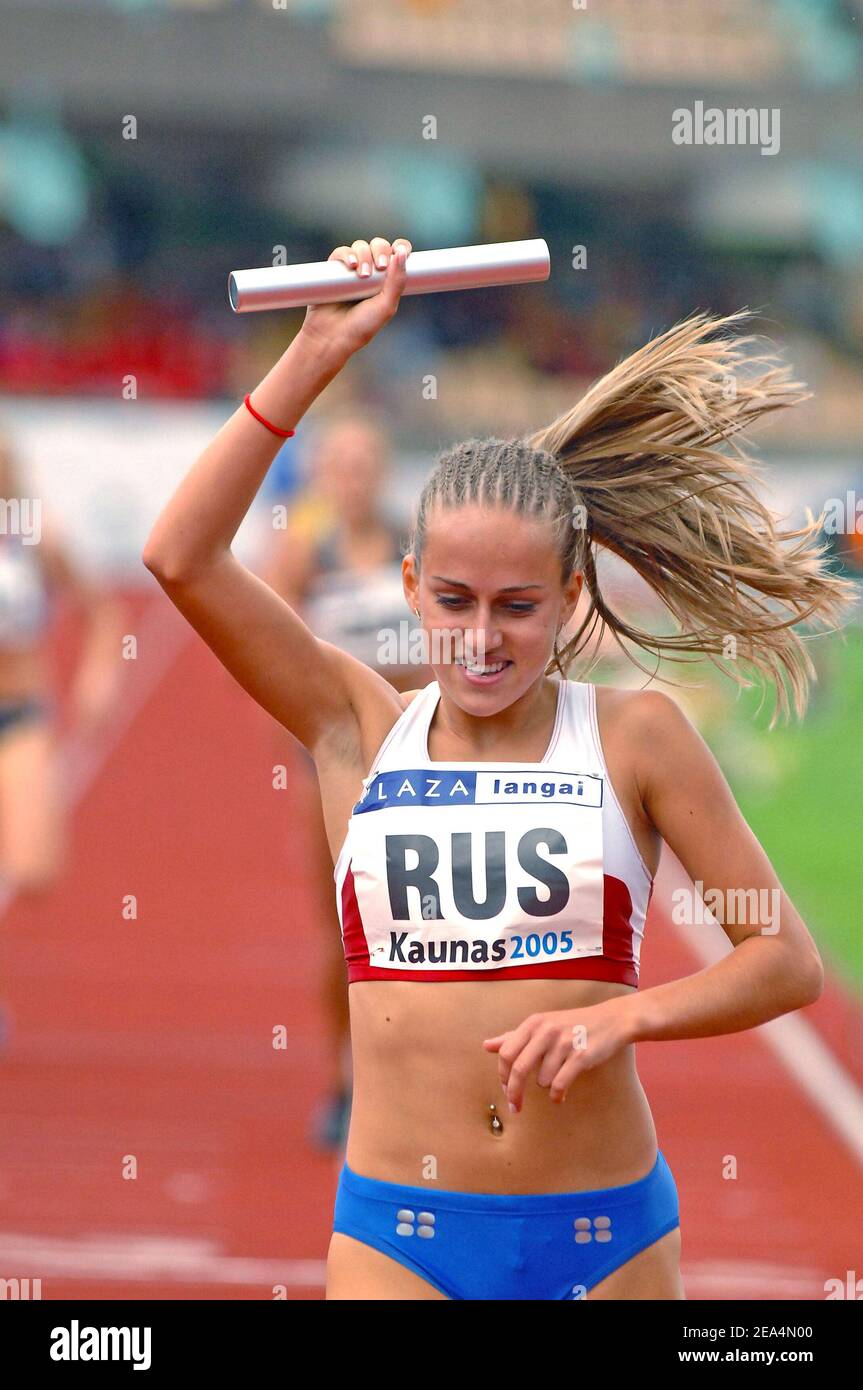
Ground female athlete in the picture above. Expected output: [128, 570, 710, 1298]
[143, 236, 853, 1300]
[0, 433, 125, 891]
[0, 431, 125, 1046]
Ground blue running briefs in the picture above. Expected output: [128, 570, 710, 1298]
[332, 1150, 680, 1299]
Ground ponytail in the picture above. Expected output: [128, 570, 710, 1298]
[526, 311, 856, 724]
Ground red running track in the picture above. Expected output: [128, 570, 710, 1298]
[1, 590, 861, 1300]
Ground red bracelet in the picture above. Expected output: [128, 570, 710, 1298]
[243, 392, 296, 439]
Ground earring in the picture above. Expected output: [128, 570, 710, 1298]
[414, 607, 421, 619]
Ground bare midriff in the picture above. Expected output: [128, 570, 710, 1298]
[345, 975, 657, 1195]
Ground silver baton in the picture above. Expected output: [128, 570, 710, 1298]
[228, 238, 550, 313]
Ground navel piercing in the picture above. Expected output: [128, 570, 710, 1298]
[488, 1102, 504, 1135]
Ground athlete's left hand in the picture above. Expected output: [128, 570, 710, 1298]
[483, 998, 638, 1111]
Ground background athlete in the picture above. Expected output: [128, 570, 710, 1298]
[0, 430, 126, 1047]
[262, 407, 424, 1154]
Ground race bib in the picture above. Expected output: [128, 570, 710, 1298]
[345, 766, 605, 974]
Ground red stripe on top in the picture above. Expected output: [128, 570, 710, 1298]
[340, 865, 370, 973]
[601, 872, 638, 973]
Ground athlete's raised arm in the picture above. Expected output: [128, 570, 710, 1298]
[142, 236, 412, 752]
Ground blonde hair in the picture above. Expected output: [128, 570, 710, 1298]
[411, 311, 856, 724]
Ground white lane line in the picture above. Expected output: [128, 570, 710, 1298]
[681, 1261, 828, 1299]
[0, 1232, 325, 1287]
[660, 854, 863, 1170]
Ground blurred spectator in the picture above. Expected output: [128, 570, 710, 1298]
[261, 406, 427, 1157]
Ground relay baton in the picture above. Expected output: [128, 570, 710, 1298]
[228, 238, 550, 313]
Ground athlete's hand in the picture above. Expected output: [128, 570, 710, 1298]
[300, 236, 412, 360]
[483, 999, 638, 1111]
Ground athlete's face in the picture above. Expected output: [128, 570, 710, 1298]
[403, 503, 583, 716]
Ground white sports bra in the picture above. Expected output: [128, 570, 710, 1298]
[334, 679, 653, 986]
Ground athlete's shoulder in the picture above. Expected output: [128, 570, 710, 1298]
[633, 687, 700, 743]
[593, 684, 701, 792]
[398, 682, 436, 710]
[594, 682, 691, 732]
